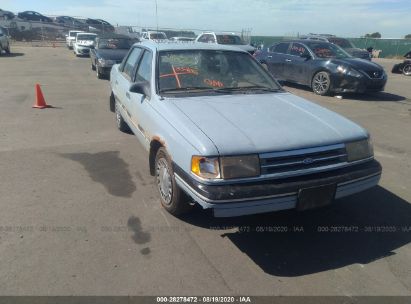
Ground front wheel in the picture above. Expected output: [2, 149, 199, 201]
[312, 71, 331, 96]
[155, 148, 192, 216]
[402, 64, 411, 76]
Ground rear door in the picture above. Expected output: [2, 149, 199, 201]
[265, 42, 290, 80]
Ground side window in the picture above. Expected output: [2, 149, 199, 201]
[135, 51, 153, 83]
[122, 48, 143, 80]
[198, 35, 207, 42]
[289, 43, 309, 57]
[272, 43, 290, 54]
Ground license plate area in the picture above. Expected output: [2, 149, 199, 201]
[297, 184, 337, 211]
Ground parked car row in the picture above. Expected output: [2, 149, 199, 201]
[1, 8, 114, 33]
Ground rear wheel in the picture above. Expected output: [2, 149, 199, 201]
[5, 45, 10, 54]
[115, 101, 130, 133]
[312, 71, 331, 95]
[402, 64, 411, 76]
[155, 148, 192, 216]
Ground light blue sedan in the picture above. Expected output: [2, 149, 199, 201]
[110, 41, 382, 217]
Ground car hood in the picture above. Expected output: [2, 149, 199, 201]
[95, 49, 129, 61]
[76, 40, 94, 46]
[331, 58, 383, 71]
[170, 92, 368, 155]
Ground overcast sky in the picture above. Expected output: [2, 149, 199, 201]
[2, 0, 411, 37]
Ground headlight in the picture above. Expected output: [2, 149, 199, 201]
[337, 65, 362, 77]
[98, 59, 115, 67]
[220, 155, 260, 179]
[191, 156, 220, 179]
[191, 155, 260, 180]
[346, 138, 374, 162]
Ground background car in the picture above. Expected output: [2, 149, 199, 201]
[300, 34, 371, 61]
[141, 31, 168, 41]
[84, 18, 114, 32]
[195, 31, 255, 54]
[55, 16, 87, 30]
[391, 51, 411, 76]
[17, 11, 53, 22]
[66, 30, 84, 49]
[255, 40, 387, 95]
[0, 26, 11, 55]
[90, 34, 133, 79]
[73, 32, 97, 56]
[0, 8, 15, 20]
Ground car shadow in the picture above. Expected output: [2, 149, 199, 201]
[283, 82, 408, 103]
[180, 186, 411, 277]
[1, 52, 25, 57]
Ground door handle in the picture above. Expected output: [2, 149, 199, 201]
[126, 92, 130, 99]
[285, 59, 292, 62]
[267, 55, 272, 59]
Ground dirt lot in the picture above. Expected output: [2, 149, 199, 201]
[0, 47, 410, 296]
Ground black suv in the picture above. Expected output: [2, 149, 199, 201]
[255, 40, 386, 95]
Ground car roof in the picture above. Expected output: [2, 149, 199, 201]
[133, 40, 248, 52]
[200, 31, 239, 36]
[77, 32, 97, 36]
[97, 33, 131, 39]
[272, 40, 334, 45]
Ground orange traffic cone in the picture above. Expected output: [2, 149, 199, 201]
[33, 84, 52, 109]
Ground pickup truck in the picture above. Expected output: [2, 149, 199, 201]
[109, 41, 382, 217]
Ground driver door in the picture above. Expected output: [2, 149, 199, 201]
[283, 43, 311, 85]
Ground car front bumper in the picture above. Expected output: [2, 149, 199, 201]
[174, 160, 382, 217]
[75, 46, 91, 55]
[331, 73, 387, 94]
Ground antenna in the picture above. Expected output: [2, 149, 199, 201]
[155, 0, 159, 32]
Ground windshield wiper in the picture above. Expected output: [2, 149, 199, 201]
[160, 87, 216, 93]
[214, 86, 281, 93]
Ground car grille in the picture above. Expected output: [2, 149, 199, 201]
[363, 70, 383, 79]
[259, 144, 348, 177]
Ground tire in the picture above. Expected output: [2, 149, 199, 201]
[155, 148, 192, 216]
[312, 71, 331, 96]
[402, 64, 411, 76]
[91, 61, 96, 71]
[96, 68, 103, 79]
[115, 100, 130, 133]
[5, 45, 10, 55]
[109, 92, 115, 112]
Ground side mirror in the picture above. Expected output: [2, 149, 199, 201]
[129, 82, 151, 99]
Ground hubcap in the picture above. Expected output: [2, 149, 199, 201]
[156, 158, 172, 205]
[313, 73, 329, 94]
[404, 65, 411, 76]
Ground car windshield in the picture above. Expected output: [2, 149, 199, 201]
[77, 35, 96, 41]
[216, 35, 245, 45]
[150, 33, 167, 39]
[328, 38, 354, 49]
[98, 38, 132, 49]
[305, 42, 351, 59]
[158, 50, 281, 94]
[70, 32, 81, 37]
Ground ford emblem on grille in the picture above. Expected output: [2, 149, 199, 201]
[303, 158, 314, 165]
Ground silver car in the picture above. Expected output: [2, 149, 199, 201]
[110, 41, 382, 217]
